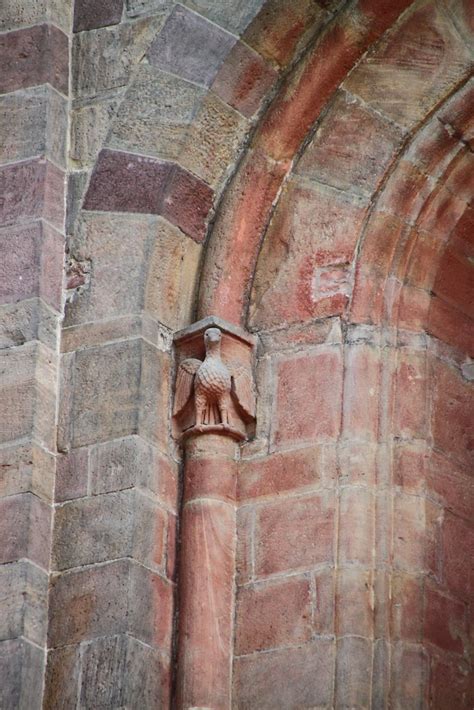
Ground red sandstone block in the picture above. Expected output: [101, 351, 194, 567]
[254, 492, 335, 576]
[273, 348, 342, 447]
[238, 446, 322, 501]
[358, 211, 406, 276]
[394, 443, 428, 495]
[377, 160, 432, 223]
[212, 41, 277, 118]
[427, 451, 474, 522]
[0, 160, 44, 226]
[335, 637, 372, 709]
[428, 295, 474, 356]
[236, 576, 312, 654]
[405, 228, 443, 292]
[429, 655, 472, 710]
[441, 512, 474, 601]
[161, 166, 214, 243]
[440, 79, 474, 146]
[393, 493, 426, 573]
[397, 285, 430, 333]
[390, 573, 423, 642]
[73, 0, 123, 32]
[350, 266, 385, 325]
[166, 512, 177, 581]
[433, 243, 474, 319]
[43, 645, 80, 709]
[233, 640, 335, 709]
[393, 351, 428, 439]
[424, 584, 467, 654]
[336, 567, 373, 637]
[416, 185, 466, 243]
[338, 487, 374, 565]
[83, 149, 171, 215]
[342, 344, 380, 441]
[297, 90, 402, 196]
[236, 505, 254, 584]
[390, 643, 428, 710]
[39, 222, 64, 311]
[445, 148, 474, 205]
[201, 146, 287, 324]
[0, 24, 69, 96]
[431, 359, 474, 468]
[184, 456, 237, 503]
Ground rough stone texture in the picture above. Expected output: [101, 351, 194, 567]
[107, 66, 205, 162]
[73, 0, 123, 32]
[72, 16, 165, 98]
[0, 639, 45, 710]
[182, 0, 264, 35]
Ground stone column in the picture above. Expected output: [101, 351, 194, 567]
[176, 432, 238, 709]
[172, 317, 256, 710]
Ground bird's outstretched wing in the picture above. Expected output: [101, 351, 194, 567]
[174, 358, 201, 417]
[230, 362, 256, 420]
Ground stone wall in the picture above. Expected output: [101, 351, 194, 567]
[0, 0, 472, 707]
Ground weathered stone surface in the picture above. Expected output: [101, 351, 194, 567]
[55, 448, 88, 503]
[107, 66, 204, 161]
[0, 159, 65, 229]
[0, 493, 51, 569]
[162, 165, 214, 242]
[129, 563, 173, 649]
[242, 0, 330, 67]
[344, 2, 472, 129]
[125, 0, 171, 16]
[179, 93, 248, 188]
[0, 638, 44, 710]
[297, 90, 403, 197]
[48, 560, 130, 647]
[236, 576, 312, 653]
[431, 359, 473, 468]
[0, 86, 67, 167]
[89, 436, 178, 509]
[138, 341, 170, 448]
[212, 40, 277, 118]
[73, 0, 123, 32]
[64, 212, 155, 327]
[0, 24, 69, 96]
[0, 560, 48, 646]
[83, 149, 171, 215]
[336, 567, 373, 637]
[254, 492, 335, 576]
[249, 179, 367, 328]
[148, 5, 235, 87]
[0, 299, 58, 351]
[0, 345, 36, 443]
[0, 0, 46, 31]
[144, 217, 202, 329]
[0, 441, 54, 502]
[234, 640, 335, 708]
[72, 17, 164, 98]
[182, 0, 264, 35]
[68, 339, 141, 448]
[43, 645, 80, 709]
[52, 489, 167, 572]
[70, 97, 120, 167]
[272, 348, 343, 447]
[336, 637, 372, 708]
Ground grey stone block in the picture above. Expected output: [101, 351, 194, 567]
[0, 638, 44, 710]
[147, 5, 235, 87]
[89, 435, 152, 495]
[43, 645, 80, 709]
[70, 97, 120, 168]
[70, 339, 141, 447]
[72, 15, 165, 98]
[0, 560, 48, 646]
[0, 298, 59, 352]
[0, 492, 51, 570]
[0, 441, 55, 502]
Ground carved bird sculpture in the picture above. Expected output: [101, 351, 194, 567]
[173, 327, 255, 428]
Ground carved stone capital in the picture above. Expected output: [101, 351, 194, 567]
[173, 316, 256, 442]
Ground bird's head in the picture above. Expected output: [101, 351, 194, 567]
[204, 327, 222, 352]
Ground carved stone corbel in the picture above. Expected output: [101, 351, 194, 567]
[173, 315, 256, 443]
